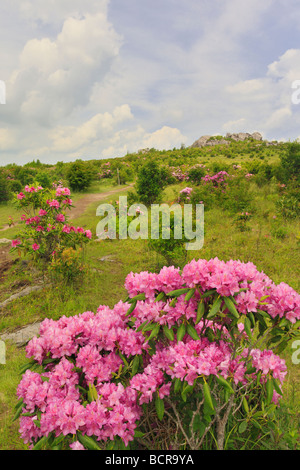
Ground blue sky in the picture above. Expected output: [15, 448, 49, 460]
[1, 0, 300, 165]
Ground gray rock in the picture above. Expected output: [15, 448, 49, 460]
[0, 285, 45, 309]
[1, 322, 41, 347]
[191, 131, 263, 148]
[0, 238, 11, 244]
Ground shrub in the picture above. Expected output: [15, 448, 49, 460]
[10, 185, 92, 278]
[147, 210, 189, 267]
[234, 211, 252, 232]
[187, 165, 207, 185]
[135, 160, 165, 206]
[15, 258, 300, 450]
[279, 142, 300, 184]
[0, 171, 10, 203]
[67, 160, 94, 192]
[276, 195, 299, 220]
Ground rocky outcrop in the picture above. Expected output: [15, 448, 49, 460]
[191, 132, 263, 148]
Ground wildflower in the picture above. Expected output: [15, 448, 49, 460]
[32, 243, 40, 251]
[56, 214, 65, 223]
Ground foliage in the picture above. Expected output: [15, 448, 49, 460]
[10, 184, 92, 280]
[67, 160, 94, 192]
[147, 210, 189, 267]
[0, 171, 10, 203]
[234, 211, 252, 232]
[279, 142, 300, 184]
[135, 159, 166, 206]
[14, 258, 300, 450]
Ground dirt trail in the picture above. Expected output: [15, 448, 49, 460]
[0, 185, 133, 232]
[68, 185, 132, 220]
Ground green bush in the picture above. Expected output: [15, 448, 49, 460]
[0, 171, 10, 203]
[67, 160, 94, 192]
[136, 159, 166, 206]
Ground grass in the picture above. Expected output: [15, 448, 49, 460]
[0, 173, 299, 450]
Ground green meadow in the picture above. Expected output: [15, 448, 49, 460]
[0, 138, 299, 449]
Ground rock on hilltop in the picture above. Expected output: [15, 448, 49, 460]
[191, 132, 263, 148]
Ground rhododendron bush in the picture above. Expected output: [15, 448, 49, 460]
[10, 184, 92, 282]
[15, 258, 300, 450]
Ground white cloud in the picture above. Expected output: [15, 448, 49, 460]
[1, 1, 300, 165]
[4, 11, 122, 126]
[50, 105, 133, 152]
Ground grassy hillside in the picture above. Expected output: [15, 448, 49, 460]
[0, 136, 299, 450]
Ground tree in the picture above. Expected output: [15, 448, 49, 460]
[280, 142, 300, 183]
[0, 171, 10, 203]
[67, 160, 94, 192]
[135, 159, 165, 206]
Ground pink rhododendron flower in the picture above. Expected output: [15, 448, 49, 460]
[56, 214, 65, 223]
[47, 199, 60, 208]
[32, 243, 40, 251]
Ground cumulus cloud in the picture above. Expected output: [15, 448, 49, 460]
[5, 12, 122, 126]
[1, 0, 300, 165]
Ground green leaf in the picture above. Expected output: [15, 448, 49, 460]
[134, 430, 145, 438]
[238, 421, 248, 434]
[244, 317, 252, 339]
[266, 378, 273, 405]
[201, 289, 216, 298]
[155, 397, 165, 421]
[177, 323, 186, 342]
[248, 312, 255, 328]
[12, 400, 24, 422]
[147, 323, 160, 341]
[155, 292, 165, 302]
[272, 377, 283, 396]
[186, 324, 200, 341]
[223, 296, 239, 319]
[32, 435, 50, 450]
[242, 396, 249, 414]
[174, 377, 182, 393]
[207, 297, 222, 319]
[131, 355, 140, 377]
[128, 293, 145, 303]
[196, 301, 205, 323]
[166, 288, 190, 298]
[184, 288, 195, 302]
[126, 301, 137, 316]
[77, 433, 102, 450]
[216, 375, 234, 394]
[142, 322, 156, 332]
[163, 325, 174, 341]
[181, 383, 194, 402]
[203, 382, 214, 413]
[136, 320, 148, 332]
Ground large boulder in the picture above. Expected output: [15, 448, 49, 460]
[191, 131, 263, 148]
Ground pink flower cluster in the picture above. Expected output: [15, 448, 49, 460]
[17, 258, 298, 449]
[171, 167, 187, 182]
[180, 187, 193, 195]
[11, 185, 92, 253]
[202, 171, 230, 187]
[125, 258, 300, 322]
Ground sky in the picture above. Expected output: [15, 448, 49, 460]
[1, 0, 300, 166]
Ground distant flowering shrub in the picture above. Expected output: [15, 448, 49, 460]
[15, 258, 300, 450]
[10, 184, 92, 282]
[201, 171, 230, 189]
